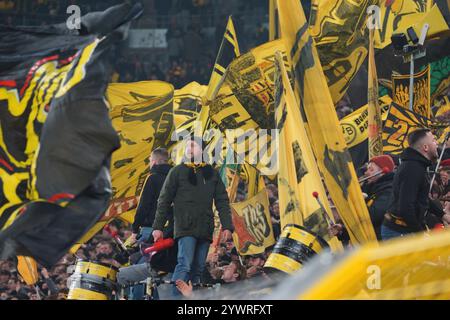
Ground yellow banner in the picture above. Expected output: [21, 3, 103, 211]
[277, 0, 377, 244]
[274, 51, 342, 251]
[231, 189, 275, 255]
[392, 65, 431, 118]
[309, 0, 378, 104]
[341, 95, 392, 149]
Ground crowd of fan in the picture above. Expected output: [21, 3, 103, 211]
[0, 180, 281, 300]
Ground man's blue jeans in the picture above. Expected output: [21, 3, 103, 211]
[171, 236, 210, 298]
[129, 227, 153, 300]
[381, 225, 405, 241]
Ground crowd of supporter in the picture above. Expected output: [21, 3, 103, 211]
[1, 0, 449, 301]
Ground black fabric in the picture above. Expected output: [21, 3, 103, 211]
[0, 3, 143, 268]
[0, 164, 112, 268]
[384, 147, 432, 233]
[132, 164, 172, 233]
[362, 172, 394, 240]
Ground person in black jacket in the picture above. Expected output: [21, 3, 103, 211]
[362, 155, 395, 240]
[129, 148, 172, 245]
[328, 155, 395, 242]
[381, 129, 439, 240]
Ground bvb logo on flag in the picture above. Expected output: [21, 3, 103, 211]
[231, 189, 275, 255]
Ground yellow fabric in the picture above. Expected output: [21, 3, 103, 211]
[274, 51, 342, 251]
[309, 0, 378, 104]
[276, 0, 377, 244]
[340, 95, 392, 149]
[410, 3, 450, 40]
[173, 81, 207, 129]
[16, 256, 39, 286]
[392, 65, 431, 118]
[298, 229, 450, 300]
[0, 40, 100, 230]
[209, 39, 287, 175]
[231, 188, 275, 255]
[374, 0, 429, 49]
[382, 102, 448, 154]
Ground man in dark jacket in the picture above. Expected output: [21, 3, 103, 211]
[381, 129, 439, 240]
[152, 138, 234, 298]
[129, 148, 172, 244]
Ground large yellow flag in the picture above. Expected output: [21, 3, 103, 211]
[209, 39, 288, 175]
[309, 0, 378, 104]
[276, 0, 377, 244]
[205, 16, 240, 101]
[368, 29, 383, 159]
[274, 51, 342, 251]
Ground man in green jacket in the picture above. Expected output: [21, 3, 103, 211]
[152, 138, 234, 298]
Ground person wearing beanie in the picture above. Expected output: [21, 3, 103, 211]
[381, 129, 444, 240]
[152, 137, 234, 298]
[361, 155, 396, 240]
[329, 154, 395, 241]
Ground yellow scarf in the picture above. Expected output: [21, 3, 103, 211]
[185, 162, 208, 173]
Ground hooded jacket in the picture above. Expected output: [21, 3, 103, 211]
[132, 164, 172, 233]
[384, 147, 432, 233]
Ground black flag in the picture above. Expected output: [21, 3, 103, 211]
[0, 3, 143, 267]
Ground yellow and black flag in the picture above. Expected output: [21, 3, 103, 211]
[308, 0, 379, 104]
[276, 0, 377, 244]
[382, 101, 448, 154]
[209, 39, 289, 175]
[205, 16, 240, 101]
[274, 51, 342, 251]
[374, 0, 430, 49]
[392, 65, 431, 118]
[375, 0, 449, 49]
[341, 95, 392, 170]
[0, 3, 143, 267]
